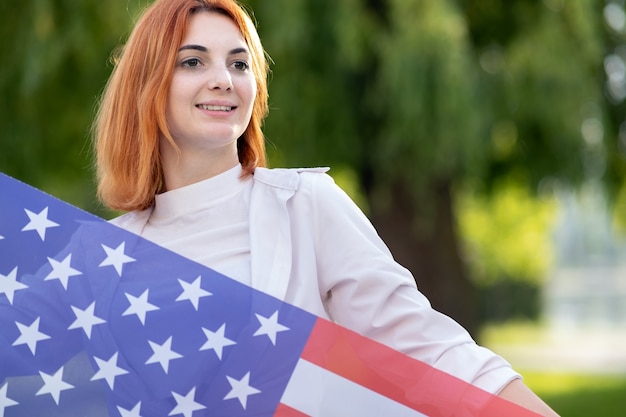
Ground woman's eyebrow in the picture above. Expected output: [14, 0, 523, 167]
[229, 47, 249, 55]
[177, 44, 249, 55]
[178, 44, 208, 53]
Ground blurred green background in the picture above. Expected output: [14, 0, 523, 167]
[2, 0, 626, 414]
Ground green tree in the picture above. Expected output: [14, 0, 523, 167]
[0, 0, 147, 214]
[246, 0, 618, 333]
[2, 0, 622, 335]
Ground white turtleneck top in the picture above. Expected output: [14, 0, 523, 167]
[141, 164, 253, 285]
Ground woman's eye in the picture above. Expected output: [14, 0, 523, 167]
[233, 61, 249, 71]
[182, 58, 201, 68]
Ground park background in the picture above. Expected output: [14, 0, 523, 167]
[1, 0, 626, 414]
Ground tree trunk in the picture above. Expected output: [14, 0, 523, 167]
[367, 178, 479, 336]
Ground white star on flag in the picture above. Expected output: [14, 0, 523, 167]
[21, 207, 59, 241]
[68, 302, 106, 338]
[224, 372, 261, 409]
[169, 387, 206, 417]
[175, 276, 212, 310]
[199, 323, 236, 360]
[0, 267, 28, 305]
[117, 401, 143, 417]
[91, 352, 129, 389]
[122, 289, 159, 325]
[12, 317, 50, 354]
[99, 242, 136, 276]
[44, 254, 82, 290]
[36, 367, 74, 405]
[145, 336, 183, 373]
[253, 311, 289, 345]
[0, 382, 18, 415]
[0, 234, 4, 240]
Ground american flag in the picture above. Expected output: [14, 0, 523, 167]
[0, 172, 540, 417]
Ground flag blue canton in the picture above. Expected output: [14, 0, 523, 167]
[0, 173, 317, 417]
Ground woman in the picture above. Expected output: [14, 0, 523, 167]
[94, 0, 559, 415]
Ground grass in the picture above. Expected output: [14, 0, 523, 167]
[522, 372, 626, 416]
[479, 321, 626, 416]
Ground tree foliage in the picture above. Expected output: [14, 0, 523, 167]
[459, 180, 557, 286]
[1, 0, 623, 329]
[0, 0, 148, 213]
[245, 0, 621, 329]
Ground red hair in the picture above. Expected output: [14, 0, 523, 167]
[93, 0, 269, 211]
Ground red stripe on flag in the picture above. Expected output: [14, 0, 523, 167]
[274, 402, 310, 417]
[302, 318, 541, 417]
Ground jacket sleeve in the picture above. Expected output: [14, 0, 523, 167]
[305, 172, 520, 394]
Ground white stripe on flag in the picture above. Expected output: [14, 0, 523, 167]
[281, 359, 428, 417]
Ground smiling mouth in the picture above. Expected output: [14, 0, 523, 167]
[197, 104, 235, 111]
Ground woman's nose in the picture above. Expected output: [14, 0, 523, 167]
[206, 65, 233, 91]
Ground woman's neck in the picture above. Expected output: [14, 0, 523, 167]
[160, 142, 240, 192]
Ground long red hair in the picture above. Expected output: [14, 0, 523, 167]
[93, 0, 269, 211]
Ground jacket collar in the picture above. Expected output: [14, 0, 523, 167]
[248, 167, 300, 300]
[249, 167, 327, 300]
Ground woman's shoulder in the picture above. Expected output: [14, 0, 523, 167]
[252, 166, 362, 219]
[252, 166, 331, 191]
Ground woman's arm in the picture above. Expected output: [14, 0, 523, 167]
[498, 378, 560, 416]
[306, 174, 519, 390]
[306, 172, 559, 411]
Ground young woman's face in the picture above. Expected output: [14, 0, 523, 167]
[165, 12, 256, 155]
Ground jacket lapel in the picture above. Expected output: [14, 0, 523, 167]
[249, 168, 300, 301]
